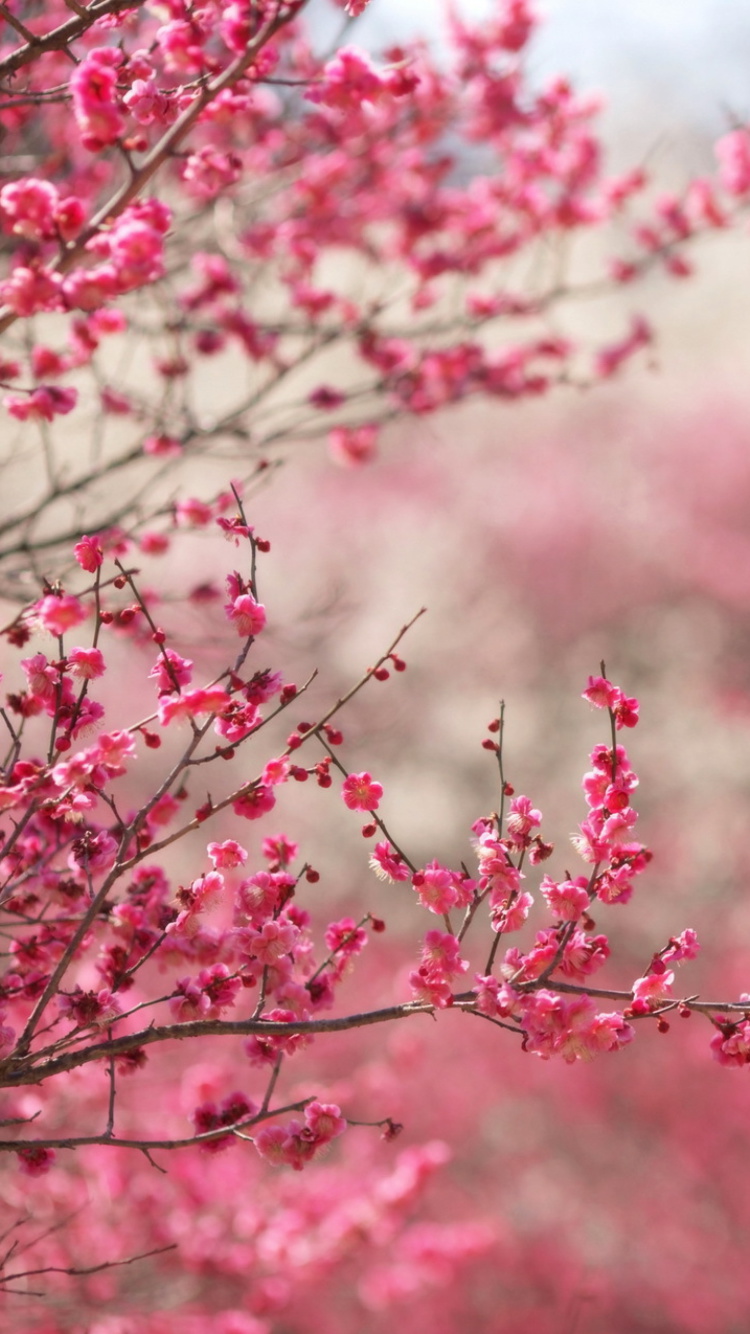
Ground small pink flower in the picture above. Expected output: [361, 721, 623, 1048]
[716, 129, 750, 196]
[582, 675, 620, 710]
[662, 929, 700, 965]
[413, 862, 459, 916]
[139, 531, 170, 555]
[262, 757, 290, 787]
[149, 649, 193, 693]
[67, 647, 105, 679]
[207, 839, 248, 870]
[254, 1124, 292, 1166]
[342, 771, 383, 811]
[711, 1021, 750, 1067]
[227, 593, 267, 637]
[70, 49, 126, 150]
[233, 785, 276, 821]
[0, 268, 64, 317]
[420, 930, 468, 979]
[16, 1146, 55, 1177]
[175, 497, 212, 526]
[143, 433, 182, 457]
[69, 830, 118, 876]
[36, 594, 87, 636]
[73, 535, 104, 573]
[491, 890, 533, 933]
[540, 875, 590, 922]
[247, 919, 300, 966]
[0, 177, 58, 240]
[369, 841, 410, 882]
[158, 686, 230, 724]
[146, 793, 179, 829]
[304, 1100, 346, 1142]
[6, 385, 75, 419]
[632, 970, 675, 1006]
[329, 424, 378, 467]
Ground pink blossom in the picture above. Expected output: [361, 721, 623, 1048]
[307, 48, 388, 111]
[711, 1020, 750, 1067]
[582, 674, 620, 709]
[262, 757, 290, 787]
[192, 1091, 257, 1152]
[559, 928, 610, 980]
[123, 77, 170, 125]
[325, 917, 368, 960]
[594, 317, 652, 381]
[170, 977, 210, 1022]
[149, 648, 193, 693]
[408, 967, 454, 1009]
[69, 830, 119, 876]
[22, 653, 60, 704]
[233, 785, 276, 821]
[304, 1100, 346, 1143]
[108, 218, 166, 290]
[214, 701, 259, 744]
[244, 1008, 311, 1067]
[0, 178, 59, 240]
[596, 865, 635, 905]
[175, 497, 213, 527]
[0, 266, 64, 316]
[329, 424, 379, 466]
[207, 840, 248, 870]
[662, 929, 700, 965]
[474, 974, 520, 1020]
[491, 889, 534, 933]
[369, 841, 411, 882]
[93, 731, 137, 774]
[333, 0, 373, 14]
[0, 1019, 15, 1057]
[146, 793, 180, 829]
[6, 385, 76, 420]
[505, 794, 542, 846]
[58, 985, 121, 1027]
[539, 875, 590, 921]
[16, 1146, 56, 1177]
[342, 771, 383, 811]
[70, 50, 126, 150]
[420, 930, 468, 979]
[632, 970, 675, 1006]
[73, 535, 104, 572]
[139, 531, 170, 555]
[158, 686, 230, 725]
[198, 964, 241, 1016]
[183, 146, 242, 200]
[262, 835, 298, 868]
[245, 919, 300, 966]
[144, 433, 182, 457]
[35, 594, 87, 636]
[63, 266, 119, 312]
[253, 1123, 292, 1165]
[227, 593, 267, 637]
[716, 129, 750, 196]
[67, 647, 106, 679]
[190, 872, 226, 915]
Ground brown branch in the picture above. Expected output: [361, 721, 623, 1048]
[0, 1242, 177, 1290]
[0, 0, 149, 78]
[3, 1001, 435, 1086]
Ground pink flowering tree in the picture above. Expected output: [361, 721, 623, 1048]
[1, 0, 748, 594]
[3, 0, 750, 1324]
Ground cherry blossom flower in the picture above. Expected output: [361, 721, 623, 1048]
[341, 772, 383, 811]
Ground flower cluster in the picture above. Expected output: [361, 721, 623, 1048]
[0, 0, 745, 581]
